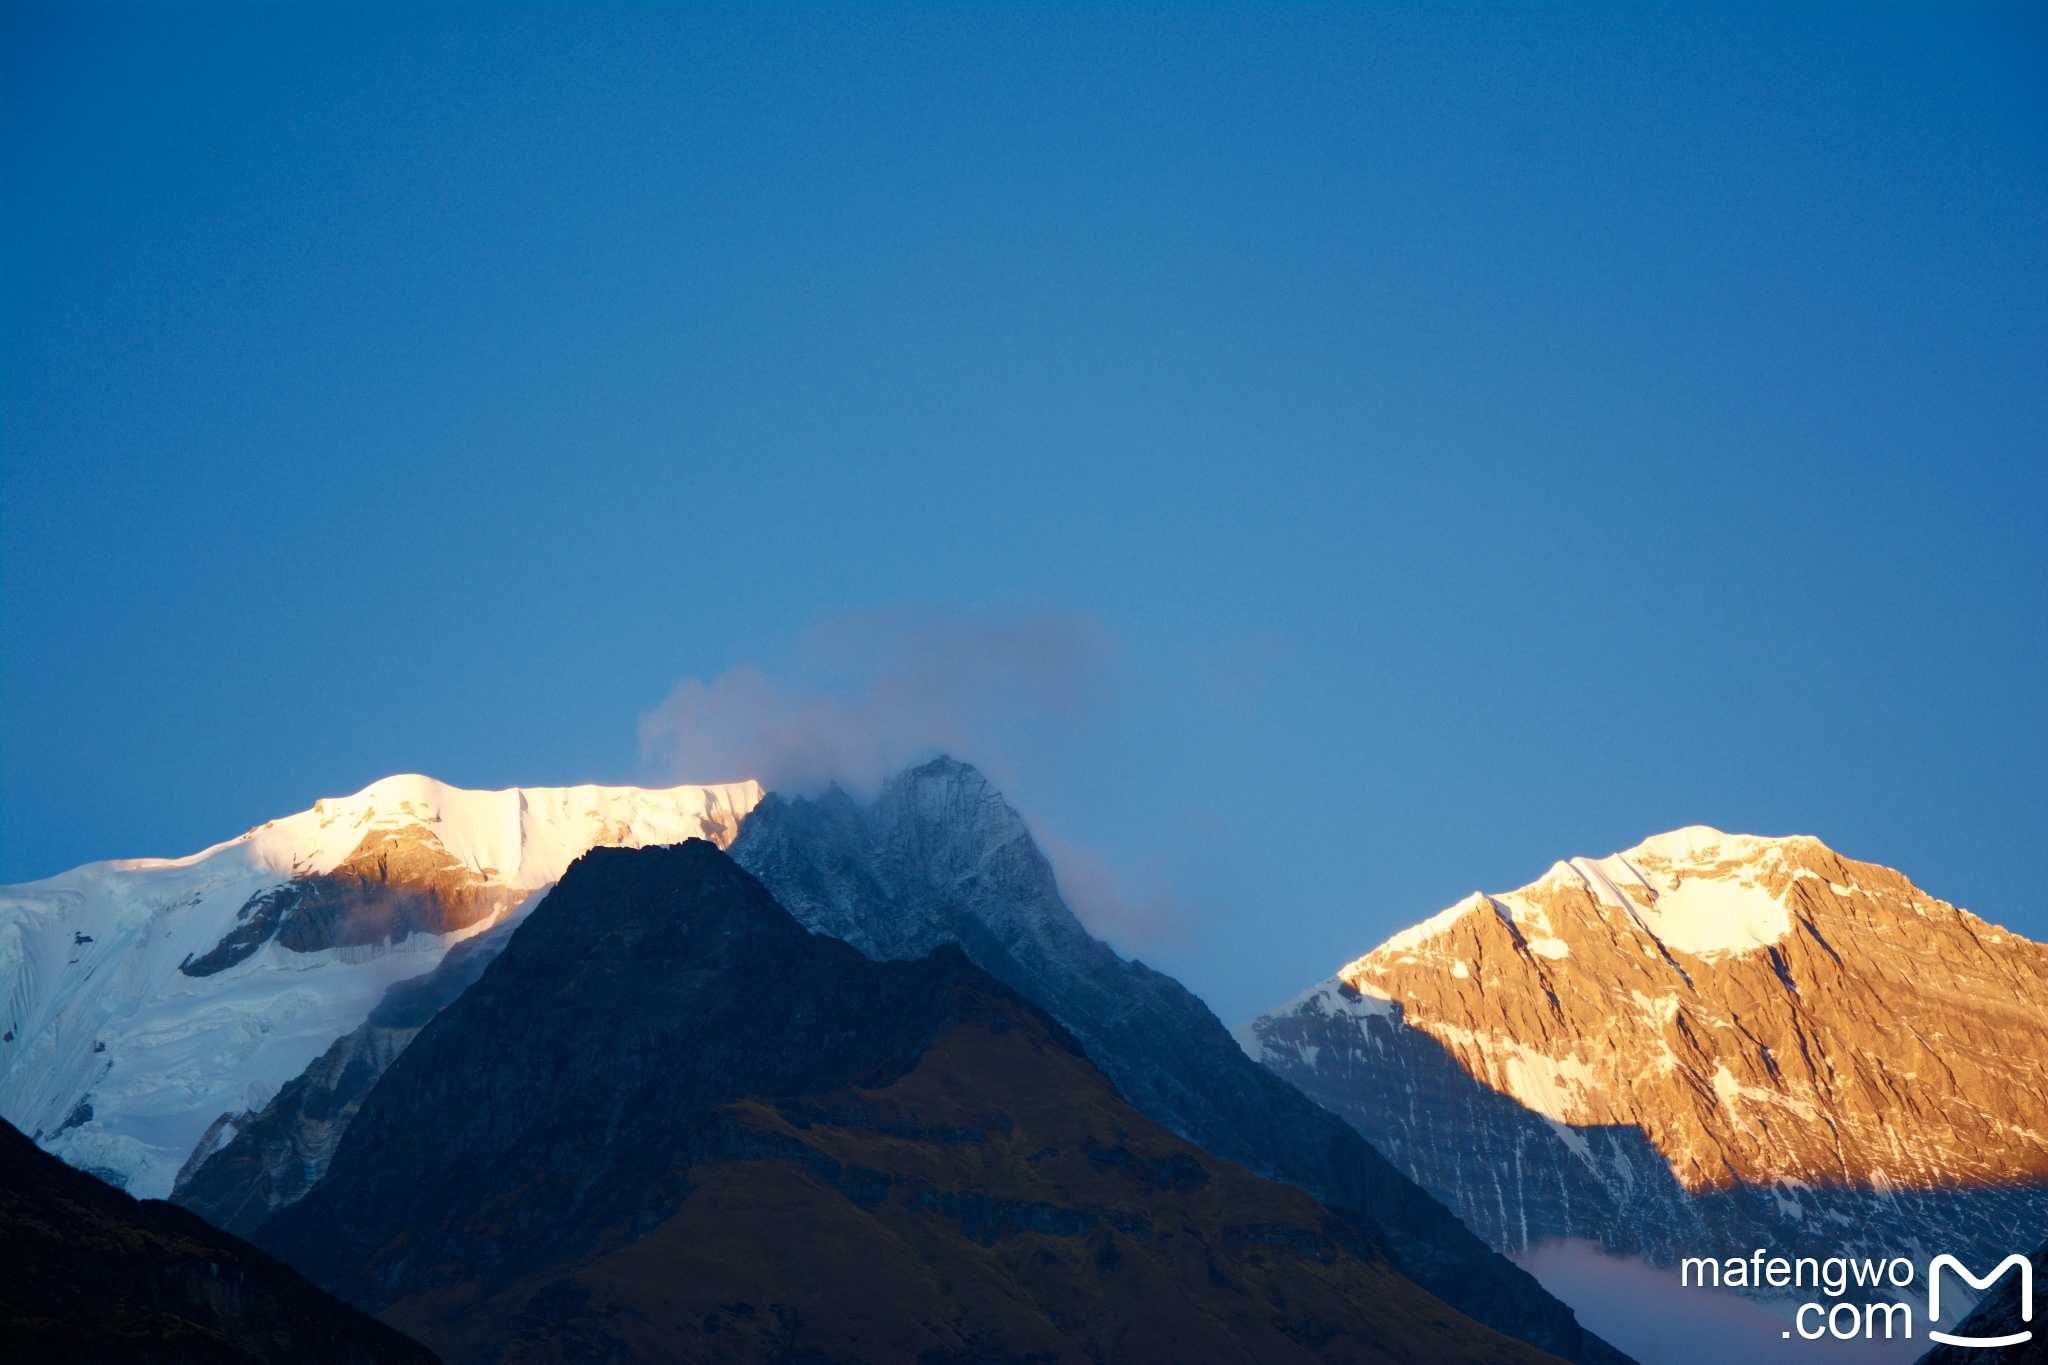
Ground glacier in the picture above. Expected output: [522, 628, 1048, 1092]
[0, 773, 759, 1197]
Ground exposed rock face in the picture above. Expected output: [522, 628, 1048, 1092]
[171, 1025, 418, 1235]
[171, 917, 520, 1235]
[180, 826, 525, 977]
[1915, 1239, 2046, 1365]
[729, 757, 1629, 1365]
[1239, 828, 2048, 1271]
[0, 774, 760, 1197]
[0, 1114, 439, 1364]
[255, 841, 1564, 1365]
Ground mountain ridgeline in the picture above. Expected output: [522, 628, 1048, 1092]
[727, 758, 1627, 1365]
[35, 759, 2044, 1361]
[254, 839, 1567, 1365]
[0, 775, 762, 1200]
[1238, 829, 2048, 1278]
[157, 760, 1625, 1365]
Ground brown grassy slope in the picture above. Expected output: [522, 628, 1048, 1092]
[383, 1002, 1567, 1365]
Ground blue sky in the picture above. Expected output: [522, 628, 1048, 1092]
[4, 3, 2043, 1023]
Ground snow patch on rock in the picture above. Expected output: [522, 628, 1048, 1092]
[1570, 832, 1794, 959]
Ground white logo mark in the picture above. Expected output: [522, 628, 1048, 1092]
[1928, 1253, 2032, 1350]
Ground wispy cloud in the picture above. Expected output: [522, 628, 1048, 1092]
[637, 600, 1186, 949]
[637, 601, 1114, 796]
[1026, 822, 1187, 952]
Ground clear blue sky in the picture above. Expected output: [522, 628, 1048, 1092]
[4, 3, 2043, 1023]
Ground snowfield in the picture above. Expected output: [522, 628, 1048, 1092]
[0, 774, 760, 1197]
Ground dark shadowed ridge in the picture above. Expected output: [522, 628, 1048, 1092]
[254, 842, 969, 1309]
[729, 755, 1634, 1365]
[252, 840, 1572, 1365]
[0, 1115, 439, 1365]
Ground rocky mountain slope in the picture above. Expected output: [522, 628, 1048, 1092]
[0, 1114, 438, 1364]
[170, 913, 521, 1236]
[729, 757, 1628, 1365]
[255, 840, 1566, 1365]
[0, 775, 759, 1197]
[1238, 828, 2048, 1270]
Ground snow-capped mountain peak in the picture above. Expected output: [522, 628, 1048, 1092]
[0, 775, 760, 1197]
[220, 772, 758, 885]
[1360, 827, 1811, 973]
[1238, 827, 2048, 1273]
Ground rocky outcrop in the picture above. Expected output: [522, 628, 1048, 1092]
[254, 841, 1565, 1365]
[180, 826, 526, 977]
[0, 1114, 439, 1364]
[1240, 828, 2048, 1271]
[170, 1024, 418, 1236]
[729, 757, 1630, 1365]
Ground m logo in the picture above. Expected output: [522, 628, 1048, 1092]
[1928, 1253, 2033, 1350]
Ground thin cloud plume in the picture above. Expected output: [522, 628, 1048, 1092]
[637, 602, 1115, 797]
[638, 601, 1188, 949]
[1026, 822, 1187, 953]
